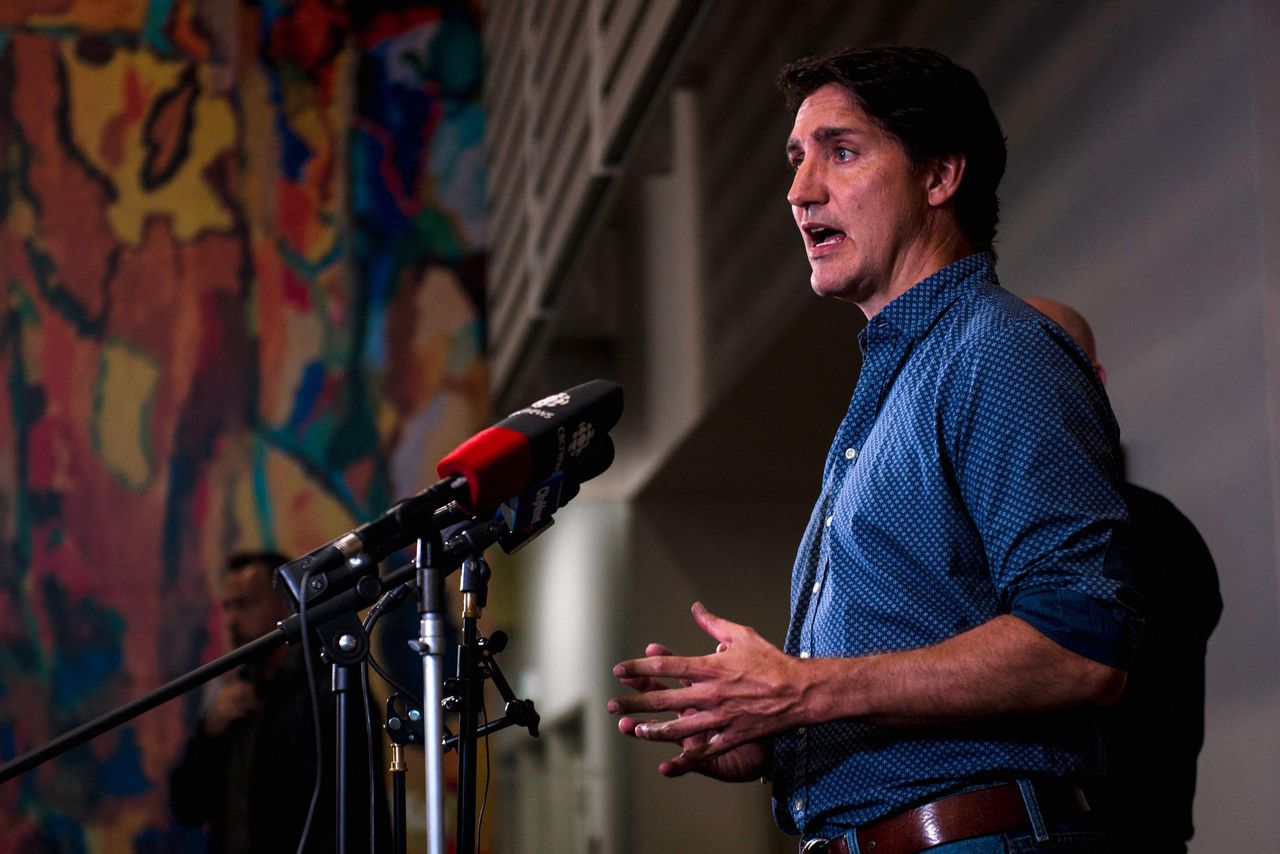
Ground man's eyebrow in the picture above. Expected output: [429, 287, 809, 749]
[786, 125, 865, 156]
[813, 125, 863, 142]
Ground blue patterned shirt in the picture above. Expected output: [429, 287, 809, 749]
[771, 253, 1141, 836]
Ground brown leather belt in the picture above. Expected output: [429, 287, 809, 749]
[800, 781, 1089, 854]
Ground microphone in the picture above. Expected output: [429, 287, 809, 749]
[500, 435, 614, 532]
[442, 435, 617, 559]
[436, 379, 623, 512]
[274, 476, 468, 607]
[274, 380, 622, 608]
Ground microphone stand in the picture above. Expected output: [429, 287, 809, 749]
[442, 553, 540, 854]
[383, 691, 424, 854]
[413, 532, 449, 854]
[455, 555, 488, 854]
[0, 630, 283, 784]
[0, 501, 550, 854]
[0, 556, 409, 786]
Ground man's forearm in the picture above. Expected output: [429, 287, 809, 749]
[610, 606, 1125, 763]
[798, 614, 1126, 728]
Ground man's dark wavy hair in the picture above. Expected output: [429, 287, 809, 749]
[777, 46, 1008, 253]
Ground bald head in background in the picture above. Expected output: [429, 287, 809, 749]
[1024, 296, 1106, 385]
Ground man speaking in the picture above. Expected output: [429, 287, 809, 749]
[609, 46, 1142, 853]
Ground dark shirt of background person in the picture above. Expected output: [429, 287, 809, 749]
[169, 551, 389, 854]
[1025, 297, 1223, 853]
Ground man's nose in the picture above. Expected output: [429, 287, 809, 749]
[787, 160, 826, 209]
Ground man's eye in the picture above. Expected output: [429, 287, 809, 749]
[788, 155, 803, 170]
[834, 147, 854, 162]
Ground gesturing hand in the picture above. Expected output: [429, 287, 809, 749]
[202, 680, 260, 737]
[608, 602, 809, 776]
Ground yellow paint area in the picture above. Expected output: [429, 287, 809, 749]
[265, 447, 355, 559]
[58, 41, 238, 245]
[95, 341, 159, 490]
[25, 0, 149, 31]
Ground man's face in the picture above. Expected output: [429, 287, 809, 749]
[221, 563, 289, 648]
[786, 84, 933, 310]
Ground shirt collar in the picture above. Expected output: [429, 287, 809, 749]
[861, 252, 997, 347]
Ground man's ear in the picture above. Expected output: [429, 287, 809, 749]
[925, 153, 966, 207]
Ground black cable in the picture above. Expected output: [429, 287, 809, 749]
[296, 569, 324, 854]
[366, 651, 422, 710]
[362, 584, 424, 708]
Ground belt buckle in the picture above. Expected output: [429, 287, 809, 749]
[801, 841, 830, 854]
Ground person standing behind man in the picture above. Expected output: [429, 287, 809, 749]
[1025, 297, 1222, 853]
[169, 550, 388, 853]
[610, 46, 1144, 853]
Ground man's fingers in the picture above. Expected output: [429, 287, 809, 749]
[618, 675, 669, 693]
[613, 654, 701, 681]
[626, 710, 721, 744]
[691, 601, 740, 647]
[658, 754, 696, 777]
[608, 685, 699, 716]
[678, 727, 742, 760]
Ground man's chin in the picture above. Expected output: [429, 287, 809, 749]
[809, 272, 849, 299]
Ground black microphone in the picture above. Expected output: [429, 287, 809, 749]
[435, 379, 623, 512]
[273, 476, 466, 608]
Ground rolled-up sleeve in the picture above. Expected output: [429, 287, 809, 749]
[942, 320, 1145, 669]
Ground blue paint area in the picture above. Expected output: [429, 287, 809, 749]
[99, 726, 151, 797]
[358, 250, 394, 367]
[364, 302, 388, 368]
[252, 435, 278, 549]
[42, 813, 89, 854]
[142, 0, 177, 54]
[277, 111, 313, 182]
[300, 409, 336, 459]
[53, 646, 121, 708]
[365, 46, 436, 201]
[258, 0, 285, 27]
[162, 454, 198, 583]
[134, 823, 209, 853]
[430, 18, 483, 99]
[278, 234, 347, 280]
[325, 371, 380, 473]
[256, 425, 361, 519]
[286, 360, 327, 431]
[43, 576, 125, 710]
[351, 129, 413, 237]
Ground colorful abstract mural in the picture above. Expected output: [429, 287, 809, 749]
[0, 1, 485, 850]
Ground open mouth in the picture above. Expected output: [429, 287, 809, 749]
[804, 223, 846, 249]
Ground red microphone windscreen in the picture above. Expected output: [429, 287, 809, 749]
[436, 427, 532, 511]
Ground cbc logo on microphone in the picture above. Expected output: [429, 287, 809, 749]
[569, 422, 594, 456]
[531, 392, 571, 409]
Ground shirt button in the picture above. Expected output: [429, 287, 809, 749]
[844, 447, 857, 460]
[797, 726, 807, 735]
[793, 797, 804, 812]
[824, 515, 833, 527]
[812, 580, 821, 594]
[799, 650, 811, 659]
